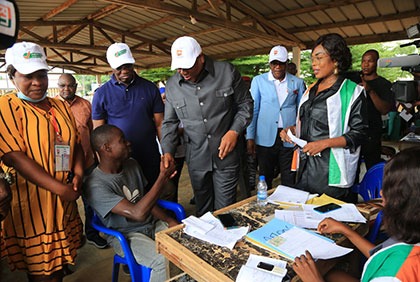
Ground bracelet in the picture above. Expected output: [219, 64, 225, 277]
[0, 173, 14, 185]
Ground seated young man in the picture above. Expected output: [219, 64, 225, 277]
[84, 124, 178, 282]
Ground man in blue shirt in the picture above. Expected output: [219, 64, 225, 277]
[92, 43, 164, 190]
[246, 46, 306, 188]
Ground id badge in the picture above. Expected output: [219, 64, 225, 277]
[55, 144, 71, 171]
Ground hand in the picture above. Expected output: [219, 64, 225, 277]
[59, 182, 81, 202]
[280, 126, 295, 144]
[159, 155, 177, 181]
[71, 174, 83, 192]
[218, 130, 239, 160]
[317, 217, 348, 235]
[166, 217, 179, 228]
[246, 139, 256, 157]
[302, 139, 328, 156]
[293, 251, 324, 282]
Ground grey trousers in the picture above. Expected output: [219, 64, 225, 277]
[188, 163, 239, 216]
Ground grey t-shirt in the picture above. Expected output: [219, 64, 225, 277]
[84, 158, 154, 235]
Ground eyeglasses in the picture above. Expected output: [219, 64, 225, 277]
[116, 64, 134, 71]
[58, 84, 77, 89]
[270, 60, 287, 66]
[311, 54, 330, 64]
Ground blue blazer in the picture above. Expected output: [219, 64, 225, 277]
[246, 72, 306, 147]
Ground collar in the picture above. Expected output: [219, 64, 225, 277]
[56, 94, 77, 106]
[177, 55, 214, 85]
[268, 71, 287, 83]
[111, 72, 138, 86]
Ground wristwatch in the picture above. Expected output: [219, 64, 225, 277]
[0, 172, 14, 185]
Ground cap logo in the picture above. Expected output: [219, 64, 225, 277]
[23, 51, 43, 59]
[176, 49, 183, 57]
[273, 50, 278, 55]
[114, 49, 127, 57]
[0, 3, 12, 28]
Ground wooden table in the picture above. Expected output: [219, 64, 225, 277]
[156, 195, 368, 282]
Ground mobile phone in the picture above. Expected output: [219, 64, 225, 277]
[257, 261, 274, 271]
[257, 261, 287, 276]
[217, 213, 237, 228]
[314, 203, 342, 213]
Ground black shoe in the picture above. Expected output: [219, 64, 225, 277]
[122, 265, 130, 275]
[87, 234, 108, 249]
[189, 197, 195, 205]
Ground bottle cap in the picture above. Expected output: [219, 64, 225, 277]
[259, 175, 265, 181]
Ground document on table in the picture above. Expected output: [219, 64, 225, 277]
[267, 185, 318, 206]
[275, 203, 366, 229]
[236, 254, 288, 282]
[246, 218, 353, 260]
[182, 212, 249, 250]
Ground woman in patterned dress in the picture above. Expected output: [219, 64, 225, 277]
[0, 42, 84, 282]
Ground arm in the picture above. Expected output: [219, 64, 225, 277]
[2, 151, 80, 201]
[153, 112, 164, 141]
[71, 143, 85, 192]
[318, 218, 375, 258]
[151, 205, 179, 227]
[93, 119, 105, 129]
[219, 67, 254, 159]
[110, 157, 176, 222]
[362, 77, 394, 115]
[367, 89, 393, 115]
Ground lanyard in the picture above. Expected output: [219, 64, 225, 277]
[30, 103, 63, 143]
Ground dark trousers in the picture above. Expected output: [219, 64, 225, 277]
[256, 130, 295, 189]
[188, 163, 239, 217]
[361, 135, 382, 170]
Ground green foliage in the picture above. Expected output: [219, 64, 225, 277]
[74, 40, 418, 88]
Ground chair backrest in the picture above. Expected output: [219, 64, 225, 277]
[353, 162, 386, 201]
[91, 200, 186, 282]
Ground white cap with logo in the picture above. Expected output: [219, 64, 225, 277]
[5, 42, 49, 74]
[106, 43, 135, 69]
[269, 45, 288, 63]
[171, 36, 202, 70]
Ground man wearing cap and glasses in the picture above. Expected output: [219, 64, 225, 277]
[92, 43, 164, 192]
[161, 36, 253, 216]
[246, 46, 306, 189]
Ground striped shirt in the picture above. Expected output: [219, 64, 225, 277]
[0, 93, 83, 275]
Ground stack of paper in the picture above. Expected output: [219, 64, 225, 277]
[246, 218, 353, 261]
[275, 203, 367, 229]
[267, 185, 318, 206]
[182, 212, 249, 250]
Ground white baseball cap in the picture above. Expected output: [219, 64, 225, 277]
[171, 36, 202, 70]
[5, 42, 49, 74]
[269, 45, 288, 63]
[106, 43, 135, 69]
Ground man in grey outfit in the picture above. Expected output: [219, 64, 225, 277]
[161, 36, 253, 216]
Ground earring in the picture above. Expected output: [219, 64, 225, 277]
[334, 63, 338, 75]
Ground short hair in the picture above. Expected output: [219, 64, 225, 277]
[313, 33, 352, 74]
[6, 64, 16, 80]
[382, 147, 420, 244]
[91, 124, 119, 153]
[58, 73, 77, 84]
[363, 49, 380, 61]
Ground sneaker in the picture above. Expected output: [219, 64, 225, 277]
[87, 234, 108, 249]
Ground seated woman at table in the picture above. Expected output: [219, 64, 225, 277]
[292, 146, 420, 282]
[280, 33, 367, 201]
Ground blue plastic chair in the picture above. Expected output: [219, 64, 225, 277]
[91, 199, 186, 282]
[352, 162, 385, 202]
[352, 161, 387, 244]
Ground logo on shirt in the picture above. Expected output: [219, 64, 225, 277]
[122, 185, 141, 203]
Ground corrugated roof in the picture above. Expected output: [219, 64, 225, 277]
[1, 0, 419, 74]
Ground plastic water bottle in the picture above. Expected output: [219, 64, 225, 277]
[257, 175, 268, 206]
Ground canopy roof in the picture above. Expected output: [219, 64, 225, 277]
[1, 0, 419, 74]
